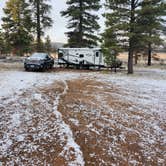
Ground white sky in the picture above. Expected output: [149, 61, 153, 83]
[0, 0, 105, 43]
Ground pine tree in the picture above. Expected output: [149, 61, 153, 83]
[45, 35, 52, 53]
[2, 0, 33, 56]
[29, 0, 53, 51]
[104, 0, 165, 72]
[138, 0, 166, 66]
[0, 29, 5, 55]
[0, 30, 11, 56]
[104, 0, 142, 74]
[61, 0, 101, 48]
[102, 11, 122, 66]
[0, 29, 9, 55]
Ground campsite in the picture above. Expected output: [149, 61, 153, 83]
[0, 0, 166, 166]
[0, 57, 166, 165]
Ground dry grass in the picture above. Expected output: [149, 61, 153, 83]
[118, 52, 166, 61]
[0, 62, 23, 71]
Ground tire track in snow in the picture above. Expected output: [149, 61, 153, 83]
[53, 80, 85, 166]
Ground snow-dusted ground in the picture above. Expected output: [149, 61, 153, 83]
[95, 68, 166, 118]
[0, 71, 84, 165]
[87, 70, 166, 165]
[0, 71, 81, 97]
[0, 68, 166, 165]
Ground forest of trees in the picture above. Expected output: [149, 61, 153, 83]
[0, 0, 53, 56]
[102, 0, 166, 73]
[0, 0, 166, 73]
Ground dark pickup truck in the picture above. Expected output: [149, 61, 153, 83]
[24, 53, 54, 71]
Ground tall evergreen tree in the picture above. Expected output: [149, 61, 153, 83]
[104, 0, 142, 74]
[2, 0, 33, 56]
[0, 29, 12, 55]
[61, 0, 101, 48]
[138, 0, 166, 66]
[29, 0, 53, 51]
[0, 29, 10, 55]
[0, 29, 5, 55]
[102, 10, 122, 66]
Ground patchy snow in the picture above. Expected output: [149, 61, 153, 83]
[0, 71, 81, 98]
[95, 71, 166, 118]
[0, 70, 84, 165]
[11, 113, 21, 127]
[0, 68, 166, 165]
[53, 80, 84, 166]
[80, 68, 166, 165]
[69, 118, 80, 126]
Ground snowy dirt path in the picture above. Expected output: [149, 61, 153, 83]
[57, 69, 166, 165]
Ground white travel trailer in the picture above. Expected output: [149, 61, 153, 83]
[58, 48, 105, 68]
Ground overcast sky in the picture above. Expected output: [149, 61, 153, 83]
[0, 0, 105, 43]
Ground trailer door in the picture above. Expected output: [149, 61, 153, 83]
[94, 51, 100, 65]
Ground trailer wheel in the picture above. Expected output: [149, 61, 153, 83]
[85, 66, 90, 70]
[76, 65, 80, 69]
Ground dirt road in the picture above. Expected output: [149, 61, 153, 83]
[0, 69, 166, 165]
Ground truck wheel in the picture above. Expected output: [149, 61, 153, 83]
[42, 66, 46, 71]
[51, 65, 54, 69]
[25, 68, 29, 71]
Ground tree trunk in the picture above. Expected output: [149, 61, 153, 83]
[128, 48, 134, 74]
[37, 0, 41, 52]
[147, 43, 152, 66]
[128, 0, 135, 74]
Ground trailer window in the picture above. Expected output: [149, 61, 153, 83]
[79, 54, 84, 58]
[96, 52, 99, 57]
